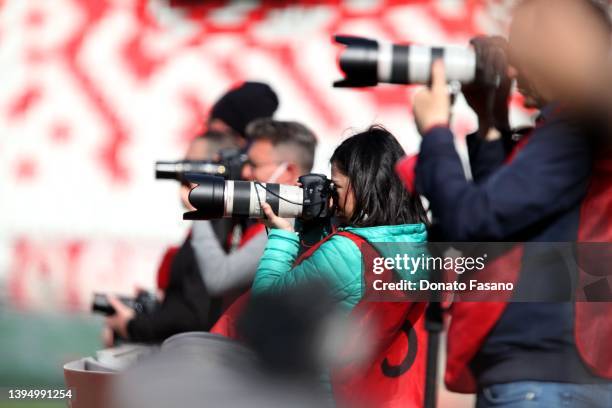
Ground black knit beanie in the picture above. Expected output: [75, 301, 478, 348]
[210, 82, 279, 138]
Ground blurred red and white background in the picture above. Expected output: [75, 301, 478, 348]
[0, 0, 526, 312]
[1, 0, 529, 396]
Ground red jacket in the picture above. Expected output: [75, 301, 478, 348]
[397, 129, 612, 392]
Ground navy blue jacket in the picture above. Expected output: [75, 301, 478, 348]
[416, 106, 605, 385]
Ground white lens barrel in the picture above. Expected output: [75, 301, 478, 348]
[408, 44, 432, 84]
[443, 46, 477, 84]
[224, 180, 235, 217]
[376, 42, 476, 84]
[377, 41, 394, 84]
[223, 181, 303, 219]
[277, 185, 303, 218]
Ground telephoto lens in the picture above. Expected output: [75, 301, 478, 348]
[155, 149, 246, 181]
[183, 174, 334, 221]
[155, 161, 230, 180]
[334, 35, 476, 87]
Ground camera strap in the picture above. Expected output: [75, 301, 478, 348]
[293, 230, 341, 267]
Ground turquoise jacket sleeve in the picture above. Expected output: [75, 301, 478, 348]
[252, 229, 363, 310]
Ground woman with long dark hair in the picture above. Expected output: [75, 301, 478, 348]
[252, 125, 429, 407]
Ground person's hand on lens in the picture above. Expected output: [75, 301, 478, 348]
[261, 202, 294, 233]
[105, 295, 135, 340]
[462, 36, 512, 135]
[101, 326, 114, 348]
[413, 60, 450, 135]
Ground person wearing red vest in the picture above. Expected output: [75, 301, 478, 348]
[255, 127, 430, 408]
[402, 2, 612, 407]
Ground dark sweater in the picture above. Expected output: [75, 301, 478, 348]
[127, 237, 223, 343]
[416, 105, 607, 385]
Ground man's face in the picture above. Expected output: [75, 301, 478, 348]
[241, 139, 298, 185]
[509, 0, 611, 109]
[508, 1, 546, 108]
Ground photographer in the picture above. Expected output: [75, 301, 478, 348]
[190, 118, 318, 297]
[208, 81, 280, 144]
[104, 131, 240, 344]
[400, 0, 612, 406]
[103, 83, 280, 344]
[253, 126, 429, 407]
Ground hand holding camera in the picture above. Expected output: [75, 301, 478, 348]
[412, 60, 451, 135]
[104, 295, 136, 340]
[92, 291, 159, 344]
[334, 34, 514, 138]
[260, 202, 294, 232]
[462, 36, 512, 136]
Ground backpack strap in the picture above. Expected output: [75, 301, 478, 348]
[293, 231, 339, 267]
[294, 230, 383, 266]
[336, 230, 381, 256]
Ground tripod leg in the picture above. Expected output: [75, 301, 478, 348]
[424, 302, 444, 408]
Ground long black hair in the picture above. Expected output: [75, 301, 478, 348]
[330, 125, 428, 228]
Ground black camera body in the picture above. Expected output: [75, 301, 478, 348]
[91, 292, 158, 316]
[155, 148, 247, 182]
[217, 149, 248, 179]
[298, 174, 335, 220]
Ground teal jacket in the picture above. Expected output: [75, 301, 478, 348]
[252, 223, 428, 311]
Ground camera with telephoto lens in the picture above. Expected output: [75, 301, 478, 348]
[334, 35, 478, 87]
[183, 173, 335, 221]
[91, 292, 159, 316]
[155, 148, 247, 182]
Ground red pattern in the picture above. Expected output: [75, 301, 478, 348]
[3, 0, 516, 313]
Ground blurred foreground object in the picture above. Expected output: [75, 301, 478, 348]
[104, 283, 364, 407]
[63, 344, 155, 408]
[111, 334, 332, 408]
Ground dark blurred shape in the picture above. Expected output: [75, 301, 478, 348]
[107, 282, 376, 407]
[237, 281, 338, 377]
[74, 280, 381, 407]
[92, 292, 158, 316]
[210, 82, 279, 138]
[462, 36, 512, 134]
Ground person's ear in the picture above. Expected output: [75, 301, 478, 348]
[285, 162, 301, 183]
[241, 162, 253, 181]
